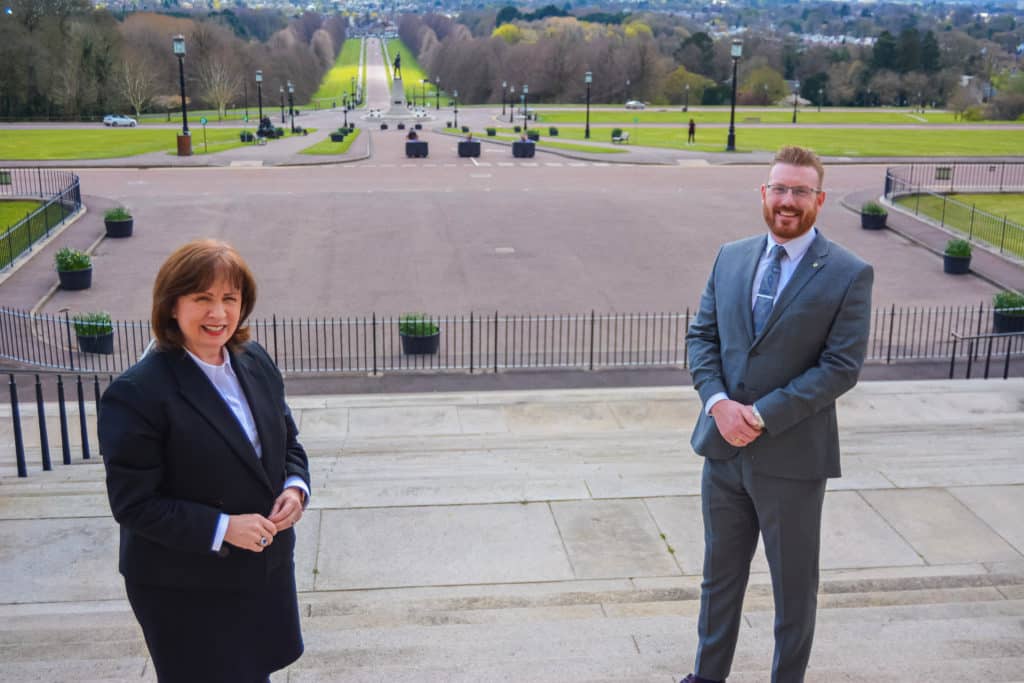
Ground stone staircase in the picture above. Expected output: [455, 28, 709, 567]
[1, 380, 1022, 681]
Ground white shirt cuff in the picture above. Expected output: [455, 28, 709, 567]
[285, 476, 311, 508]
[211, 513, 229, 552]
[705, 392, 729, 416]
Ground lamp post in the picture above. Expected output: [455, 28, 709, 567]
[172, 34, 190, 156]
[435, 76, 440, 110]
[584, 71, 592, 139]
[501, 80, 507, 116]
[351, 76, 357, 105]
[453, 89, 458, 129]
[287, 80, 295, 133]
[625, 78, 630, 103]
[243, 79, 248, 120]
[421, 79, 427, 108]
[522, 84, 529, 131]
[726, 38, 742, 152]
[279, 85, 285, 123]
[791, 79, 799, 124]
[343, 105, 348, 128]
[255, 69, 263, 124]
[818, 87, 822, 113]
[508, 86, 515, 123]
[684, 83, 690, 112]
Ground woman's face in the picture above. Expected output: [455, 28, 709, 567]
[172, 276, 242, 364]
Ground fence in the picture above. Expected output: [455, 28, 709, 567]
[0, 168, 83, 270]
[2, 305, 1023, 377]
[949, 330, 1024, 380]
[884, 162, 1024, 257]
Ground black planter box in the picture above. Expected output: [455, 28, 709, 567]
[400, 332, 440, 355]
[414, 123, 422, 130]
[77, 332, 114, 355]
[104, 218, 133, 238]
[380, 123, 389, 130]
[58, 267, 92, 291]
[458, 141, 481, 158]
[861, 212, 887, 230]
[512, 141, 536, 158]
[397, 123, 406, 130]
[526, 131, 540, 142]
[993, 310, 1024, 333]
[943, 254, 971, 274]
[406, 141, 429, 158]
[240, 131, 255, 143]
[330, 132, 346, 142]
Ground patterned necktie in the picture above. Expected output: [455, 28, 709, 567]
[753, 244, 785, 336]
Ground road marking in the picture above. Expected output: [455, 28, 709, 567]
[545, 163, 563, 167]
[470, 173, 492, 178]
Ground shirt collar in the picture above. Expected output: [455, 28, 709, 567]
[185, 346, 235, 376]
[767, 226, 817, 261]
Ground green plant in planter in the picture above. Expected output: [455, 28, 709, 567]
[104, 207, 132, 221]
[54, 247, 91, 272]
[944, 239, 972, 257]
[994, 290, 1024, 315]
[73, 311, 113, 336]
[611, 127, 623, 140]
[861, 201, 887, 216]
[398, 313, 439, 336]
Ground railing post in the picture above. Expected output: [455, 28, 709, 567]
[969, 204, 975, 239]
[940, 194, 946, 226]
[469, 311, 475, 374]
[589, 309, 595, 371]
[1000, 215, 1008, 254]
[272, 314, 279, 367]
[493, 311, 498, 373]
[76, 375, 90, 460]
[886, 304, 896, 364]
[1003, 336, 1012, 380]
[57, 375, 71, 465]
[10, 375, 28, 478]
[948, 336, 958, 379]
[35, 374, 52, 471]
[371, 313, 378, 376]
[63, 310, 75, 371]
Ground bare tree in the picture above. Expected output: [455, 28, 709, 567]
[118, 57, 158, 118]
[197, 60, 240, 119]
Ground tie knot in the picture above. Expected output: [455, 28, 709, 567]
[769, 244, 785, 262]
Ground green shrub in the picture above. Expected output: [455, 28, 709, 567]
[962, 106, 985, 122]
[54, 247, 91, 272]
[861, 201, 887, 216]
[73, 311, 113, 336]
[944, 239, 972, 257]
[104, 207, 131, 221]
[486, 127, 496, 136]
[611, 127, 623, 140]
[548, 126, 559, 136]
[398, 313, 440, 337]
[993, 290, 1024, 315]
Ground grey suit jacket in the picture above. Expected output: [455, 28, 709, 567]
[687, 230, 873, 479]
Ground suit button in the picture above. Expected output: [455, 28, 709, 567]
[737, 382, 745, 390]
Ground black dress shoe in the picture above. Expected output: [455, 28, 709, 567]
[681, 675, 724, 683]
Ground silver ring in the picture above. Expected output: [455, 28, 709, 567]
[259, 536, 268, 547]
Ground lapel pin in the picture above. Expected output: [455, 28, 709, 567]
[812, 261, 820, 268]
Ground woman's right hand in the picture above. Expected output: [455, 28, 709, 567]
[225, 514, 277, 552]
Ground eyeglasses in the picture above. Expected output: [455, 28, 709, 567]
[766, 184, 821, 199]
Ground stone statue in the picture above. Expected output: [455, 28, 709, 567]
[393, 53, 402, 79]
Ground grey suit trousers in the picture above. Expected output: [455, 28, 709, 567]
[695, 453, 826, 683]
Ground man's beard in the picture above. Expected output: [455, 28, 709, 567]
[762, 202, 817, 240]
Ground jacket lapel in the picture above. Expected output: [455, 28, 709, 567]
[737, 236, 768, 343]
[169, 350, 273, 492]
[229, 347, 283, 481]
[754, 231, 830, 344]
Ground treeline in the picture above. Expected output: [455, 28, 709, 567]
[0, 0, 346, 120]
[401, 6, 1024, 119]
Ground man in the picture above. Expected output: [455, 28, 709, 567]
[682, 146, 873, 683]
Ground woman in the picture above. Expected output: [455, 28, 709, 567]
[99, 239, 310, 682]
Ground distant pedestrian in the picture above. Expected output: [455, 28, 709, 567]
[688, 118, 696, 144]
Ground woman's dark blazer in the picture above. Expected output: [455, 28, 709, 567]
[99, 341, 310, 592]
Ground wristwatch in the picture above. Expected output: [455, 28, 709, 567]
[751, 404, 766, 429]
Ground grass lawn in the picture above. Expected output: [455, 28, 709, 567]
[536, 108, 999, 125]
[525, 125, 1023, 157]
[895, 193, 1024, 258]
[0, 128, 264, 160]
[0, 199, 57, 269]
[311, 39, 363, 105]
[386, 39, 440, 101]
[300, 129, 362, 155]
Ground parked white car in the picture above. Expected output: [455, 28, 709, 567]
[103, 115, 137, 127]
[624, 100, 646, 110]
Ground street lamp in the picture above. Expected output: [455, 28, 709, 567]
[522, 84, 529, 131]
[508, 86, 515, 123]
[351, 76, 357, 105]
[287, 80, 295, 133]
[343, 105, 348, 128]
[435, 76, 440, 110]
[791, 79, 799, 124]
[172, 34, 190, 156]
[255, 69, 263, 124]
[501, 80, 507, 116]
[684, 83, 690, 112]
[726, 38, 742, 152]
[584, 71, 592, 139]
[818, 87, 823, 113]
[453, 89, 459, 129]
[421, 79, 427, 108]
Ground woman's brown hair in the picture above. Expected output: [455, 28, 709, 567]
[151, 239, 257, 352]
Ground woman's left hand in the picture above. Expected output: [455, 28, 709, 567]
[269, 487, 305, 533]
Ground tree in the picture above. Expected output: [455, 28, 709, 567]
[920, 30, 940, 73]
[896, 28, 921, 73]
[118, 58, 158, 118]
[197, 60, 240, 119]
[740, 65, 787, 105]
[871, 31, 898, 72]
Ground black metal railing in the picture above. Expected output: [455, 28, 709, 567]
[949, 330, 1024, 379]
[5, 372, 110, 478]
[883, 162, 1024, 257]
[0, 168, 83, 270]
[3, 305, 1024, 377]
